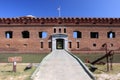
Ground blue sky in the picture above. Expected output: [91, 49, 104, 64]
[0, 0, 120, 18]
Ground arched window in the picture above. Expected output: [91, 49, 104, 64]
[59, 28, 61, 33]
[64, 28, 66, 33]
[54, 28, 56, 33]
[5, 31, 13, 39]
[22, 31, 30, 38]
[107, 31, 115, 38]
[77, 42, 80, 48]
[69, 42, 72, 48]
[73, 31, 82, 38]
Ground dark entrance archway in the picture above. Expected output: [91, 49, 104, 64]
[56, 39, 64, 49]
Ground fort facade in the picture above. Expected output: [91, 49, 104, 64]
[0, 16, 120, 53]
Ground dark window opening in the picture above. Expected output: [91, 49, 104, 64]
[39, 32, 47, 38]
[22, 31, 30, 38]
[107, 31, 115, 38]
[73, 31, 82, 38]
[93, 43, 96, 47]
[39, 32, 42, 38]
[59, 28, 61, 33]
[69, 42, 72, 48]
[54, 28, 56, 33]
[64, 28, 66, 33]
[77, 42, 80, 48]
[41, 42, 43, 48]
[5, 31, 13, 39]
[48, 42, 52, 48]
[90, 32, 99, 38]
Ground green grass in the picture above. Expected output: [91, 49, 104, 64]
[74, 53, 120, 63]
[0, 52, 119, 63]
[0, 53, 48, 63]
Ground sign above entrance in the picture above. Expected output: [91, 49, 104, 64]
[52, 34, 68, 38]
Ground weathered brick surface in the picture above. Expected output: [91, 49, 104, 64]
[0, 17, 120, 53]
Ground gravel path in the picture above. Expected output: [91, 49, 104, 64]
[31, 50, 94, 80]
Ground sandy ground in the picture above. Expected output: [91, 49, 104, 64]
[95, 73, 120, 80]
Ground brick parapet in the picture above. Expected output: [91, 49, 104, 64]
[0, 17, 120, 25]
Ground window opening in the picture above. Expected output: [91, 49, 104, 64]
[5, 31, 13, 39]
[54, 28, 56, 33]
[73, 31, 82, 38]
[64, 28, 66, 33]
[59, 28, 61, 33]
[93, 43, 96, 47]
[48, 42, 52, 48]
[40, 42, 43, 48]
[39, 32, 47, 38]
[90, 32, 99, 38]
[107, 31, 115, 38]
[77, 42, 80, 48]
[69, 42, 72, 48]
[22, 31, 30, 38]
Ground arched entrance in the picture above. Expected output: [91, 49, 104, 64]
[56, 39, 64, 49]
[52, 34, 68, 51]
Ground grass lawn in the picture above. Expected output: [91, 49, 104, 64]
[0, 53, 119, 63]
[0, 63, 119, 80]
[75, 53, 120, 63]
[0, 53, 48, 63]
[0, 63, 36, 80]
[0, 52, 119, 80]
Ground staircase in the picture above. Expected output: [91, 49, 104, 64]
[31, 50, 95, 80]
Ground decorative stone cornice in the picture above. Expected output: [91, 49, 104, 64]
[0, 17, 120, 24]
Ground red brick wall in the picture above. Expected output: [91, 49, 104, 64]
[0, 17, 120, 53]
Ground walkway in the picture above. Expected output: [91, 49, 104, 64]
[31, 50, 95, 80]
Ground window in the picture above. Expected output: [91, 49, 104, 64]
[77, 42, 80, 48]
[69, 42, 72, 48]
[107, 31, 115, 38]
[22, 31, 30, 38]
[73, 31, 82, 38]
[90, 32, 99, 38]
[48, 42, 52, 48]
[5, 31, 13, 39]
[59, 28, 61, 33]
[93, 43, 96, 47]
[39, 32, 42, 38]
[39, 32, 47, 38]
[54, 28, 56, 33]
[64, 28, 66, 33]
[40, 42, 43, 48]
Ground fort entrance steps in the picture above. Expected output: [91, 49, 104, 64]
[31, 50, 95, 80]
